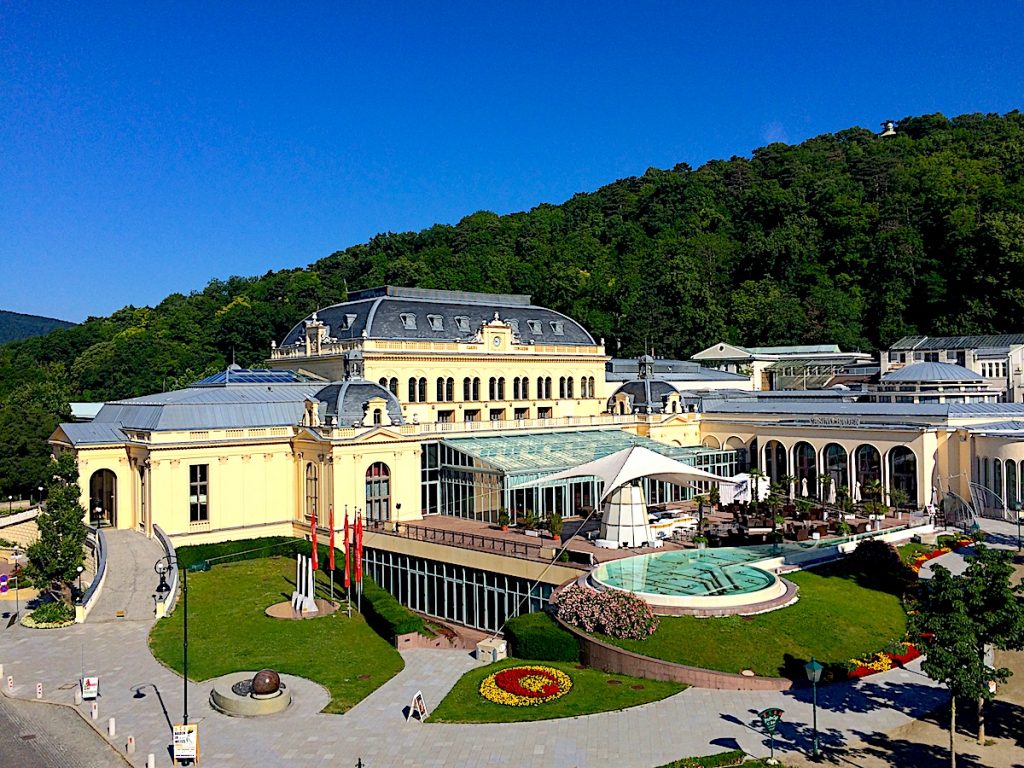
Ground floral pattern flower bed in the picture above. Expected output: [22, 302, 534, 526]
[480, 665, 573, 706]
[847, 641, 921, 678]
[910, 537, 972, 573]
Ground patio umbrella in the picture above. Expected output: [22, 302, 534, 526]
[800, 477, 809, 497]
[931, 486, 940, 507]
[827, 482, 837, 506]
[853, 481, 862, 503]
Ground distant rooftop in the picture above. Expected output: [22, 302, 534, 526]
[881, 361, 983, 383]
[192, 366, 323, 386]
[605, 357, 747, 382]
[889, 334, 1024, 351]
[747, 344, 842, 355]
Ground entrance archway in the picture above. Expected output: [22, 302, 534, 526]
[794, 442, 817, 498]
[854, 445, 882, 499]
[89, 469, 117, 527]
[823, 443, 849, 494]
[889, 447, 918, 507]
[763, 440, 787, 483]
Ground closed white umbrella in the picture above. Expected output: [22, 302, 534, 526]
[853, 481, 862, 503]
[828, 482, 837, 505]
[800, 477, 809, 498]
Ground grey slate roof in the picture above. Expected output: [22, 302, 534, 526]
[607, 379, 681, 413]
[747, 344, 842, 354]
[881, 362, 983, 382]
[58, 423, 128, 446]
[280, 286, 595, 346]
[605, 358, 747, 382]
[314, 381, 404, 426]
[700, 399, 1024, 418]
[890, 334, 1024, 351]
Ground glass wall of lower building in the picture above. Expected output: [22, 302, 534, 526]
[363, 547, 553, 633]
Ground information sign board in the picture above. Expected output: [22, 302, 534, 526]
[172, 723, 198, 762]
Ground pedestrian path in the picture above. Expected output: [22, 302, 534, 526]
[88, 530, 165, 623]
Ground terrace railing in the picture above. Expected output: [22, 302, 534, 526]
[364, 519, 547, 561]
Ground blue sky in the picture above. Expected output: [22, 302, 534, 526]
[2, 2, 1021, 322]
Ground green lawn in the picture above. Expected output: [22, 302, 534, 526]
[897, 541, 934, 565]
[601, 564, 907, 679]
[148, 557, 403, 714]
[430, 657, 685, 723]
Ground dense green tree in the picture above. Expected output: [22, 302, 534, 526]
[25, 452, 88, 605]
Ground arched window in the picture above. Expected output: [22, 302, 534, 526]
[521, 377, 530, 399]
[855, 444, 882, 494]
[489, 377, 497, 400]
[373, 408, 382, 425]
[823, 443, 848, 491]
[763, 440, 787, 484]
[559, 377, 566, 398]
[1007, 460, 1018, 507]
[794, 442, 817, 498]
[567, 377, 574, 398]
[436, 377, 446, 402]
[994, 459, 1003, 505]
[889, 447, 918, 507]
[536, 377, 544, 400]
[388, 378, 398, 396]
[497, 377, 505, 400]
[513, 377, 521, 400]
[305, 462, 318, 519]
[378, 377, 388, 389]
[580, 377, 589, 398]
[463, 377, 472, 401]
[589, 376, 596, 397]
[408, 377, 418, 402]
[472, 377, 481, 401]
[446, 377, 454, 402]
[545, 377, 552, 399]
[366, 462, 391, 522]
[418, 377, 427, 403]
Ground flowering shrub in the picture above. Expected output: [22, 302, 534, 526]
[557, 585, 659, 640]
[479, 665, 573, 706]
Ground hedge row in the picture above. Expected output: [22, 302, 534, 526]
[503, 611, 579, 662]
[360, 577, 425, 640]
[659, 750, 746, 767]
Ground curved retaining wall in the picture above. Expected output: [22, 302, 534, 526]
[153, 525, 179, 618]
[75, 526, 107, 623]
[554, 614, 792, 691]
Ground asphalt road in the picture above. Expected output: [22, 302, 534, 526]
[0, 692, 124, 768]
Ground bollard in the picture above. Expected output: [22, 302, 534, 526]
[36, 682, 42, 699]
[108, 717, 116, 737]
[91, 701, 98, 720]
[126, 735, 135, 755]
[147, 754, 156, 768]
[74, 689, 82, 705]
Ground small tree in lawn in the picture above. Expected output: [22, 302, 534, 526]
[25, 452, 88, 605]
[910, 546, 1024, 767]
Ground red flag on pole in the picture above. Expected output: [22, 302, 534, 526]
[328, 504, 335, 572]
[355, 509, 363, 584]
[310, 504, 318, 571]
[343, 507, 351, 590]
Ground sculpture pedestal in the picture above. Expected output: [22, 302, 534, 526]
[210, 671, 291, 717]
[264, 599, 339, 620]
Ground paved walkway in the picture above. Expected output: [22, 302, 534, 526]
[6, 526, 1011, 768]
[88, 530, 165, 623]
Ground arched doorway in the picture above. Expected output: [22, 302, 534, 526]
[854, 445, 882, 499]
[763, 440, 787, 483]
[889, 447, 918, 508]
[365, 462, 391, 522]
[823, 443, 849, 494]
[793, 442, 817, 498]
[89, 469, 117, 527]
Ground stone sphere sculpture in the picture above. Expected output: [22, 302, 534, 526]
[251, 669, 281, 697]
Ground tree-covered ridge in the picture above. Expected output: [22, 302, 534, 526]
[0, 310, 74, 345]
[1, 110, 1022, 496]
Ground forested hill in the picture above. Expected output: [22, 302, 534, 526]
[1, 110, 1023, 495]
[0, 310, 74, 344]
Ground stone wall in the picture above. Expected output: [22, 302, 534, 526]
[0, 510, 40, 549]
[555, 615, 792, 691]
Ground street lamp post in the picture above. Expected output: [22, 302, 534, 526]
[7, 496, 11, 514]
[37, 486, 44, 506]
[805, 656, 824, 760]
[76, 565, 84, 601]
[155, 557, 188, 725]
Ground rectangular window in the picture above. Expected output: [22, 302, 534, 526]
[464, 409, 480, 422]
[924, 352, 939, 362]
[489, 409, 505, 422]
[537, 406, 552, 419]
[189, 464, 209, 522]
[514, 407, 529, 420]
[437, 410, 454, 423]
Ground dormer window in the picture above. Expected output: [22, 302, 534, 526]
[454, 316, 470, 333]
[400, 313, 417, 330]
[340, 313, 357, 331]
[549, 320, 564, 335]
[527, 320, 542, 335]
[427, 314, 444, 331]
[507, 318, 520, 336]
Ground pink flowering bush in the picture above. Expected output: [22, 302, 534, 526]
[557, 585, 659, 640]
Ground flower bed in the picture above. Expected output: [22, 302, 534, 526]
[479, 665, 573, 707]
[910, 537, 972, 573]
[847, 640, 921, 678]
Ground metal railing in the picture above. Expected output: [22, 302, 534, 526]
[365, 519, 547, 560]
[79, 526, 107, 609]
[153, 525, 179, 615]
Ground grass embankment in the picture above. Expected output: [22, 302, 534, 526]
[603, 564, 906, 679]
[148, 556, 403, 714]
[430, 657, 685, 723]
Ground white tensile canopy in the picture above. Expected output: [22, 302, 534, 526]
[524, 445, 737, 503]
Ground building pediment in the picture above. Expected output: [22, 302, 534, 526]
[691, 342, 754, 361]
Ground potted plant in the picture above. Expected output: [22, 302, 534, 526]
[547, 510, 563, 543]
[498, 509, 510, 532]
[708, 484, 721, 509]
[692, 533, 708, 550]
[521, 510, 538, 531]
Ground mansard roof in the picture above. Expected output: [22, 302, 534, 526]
[279, 286, 595, 346]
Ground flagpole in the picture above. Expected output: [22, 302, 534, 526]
[329, 504, 336, 603]
[344, 505, 352, 618]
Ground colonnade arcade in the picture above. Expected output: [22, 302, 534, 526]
[756, 439, 919, 506]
